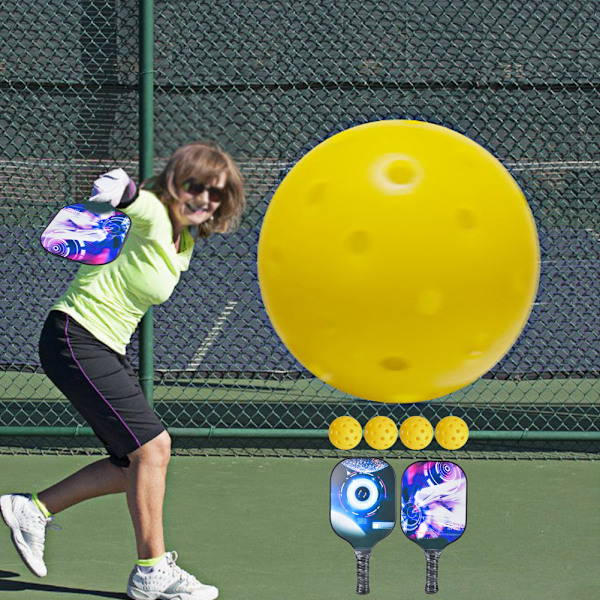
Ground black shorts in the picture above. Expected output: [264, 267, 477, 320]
[39, 310, 165, 468]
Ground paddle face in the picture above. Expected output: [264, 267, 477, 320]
[330, 458, 396, 551]
[401, 461, 467, 551]
[41, 201, 131, 265]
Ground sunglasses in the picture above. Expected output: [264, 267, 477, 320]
[182, 179, 226, 203]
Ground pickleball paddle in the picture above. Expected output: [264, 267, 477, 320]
[330, 458, 396, 595]
[401, 461, 467, 594]
[40, 201, 131, 265]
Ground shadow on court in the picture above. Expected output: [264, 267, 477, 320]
[0, 570, 127, 599]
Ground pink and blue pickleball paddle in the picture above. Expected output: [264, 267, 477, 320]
[40, 201, 131, 266]
[401, 461, 467, 594]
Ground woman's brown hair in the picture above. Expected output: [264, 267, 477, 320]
[143, 141, 245, 239]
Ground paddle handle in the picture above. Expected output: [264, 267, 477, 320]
[424, 549, 442, 594]
[354, 549, 371, 595]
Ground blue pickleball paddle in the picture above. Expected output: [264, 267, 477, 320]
[330, 458, 396, 595]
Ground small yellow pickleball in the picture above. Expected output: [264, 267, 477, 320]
[364, 416, 398, 450]
[435, 416, 469, 450]
[257, 120, 540, 403]
[399, 416, 434, 450]
[328, 416, 362, 450]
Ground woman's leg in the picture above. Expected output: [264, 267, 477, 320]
[37, 457, 126, 514]
[125, 430, 219, 600]
[37, 431, 171, 561]
[125, 430, 171, 560]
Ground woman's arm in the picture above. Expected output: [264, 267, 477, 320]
[91, 169, 169, 239]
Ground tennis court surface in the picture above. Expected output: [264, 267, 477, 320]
[0, 456, 598, 600]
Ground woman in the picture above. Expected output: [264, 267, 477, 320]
[1, 141, 245, 600]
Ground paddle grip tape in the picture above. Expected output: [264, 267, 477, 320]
[354, 549, 371, 595]
[424, 549, 442, 594]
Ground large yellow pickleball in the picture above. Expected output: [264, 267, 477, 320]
[257, 120, 540, 403]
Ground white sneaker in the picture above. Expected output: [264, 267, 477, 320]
[0, 493, 53, 577]
[127, 551, 218, 600]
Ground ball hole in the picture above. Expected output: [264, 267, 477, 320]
[305, 181, 327, 205]
[268, 247, 283, 264]
[457, 208, 477, 230]
[346, 230, 371, 254]
[386, 159, 416, 186]
[380, 357, 409, 372]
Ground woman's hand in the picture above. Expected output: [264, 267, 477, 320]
[90, 168, 137, 207]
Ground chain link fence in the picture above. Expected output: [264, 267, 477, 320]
[1, 0, 598, 459]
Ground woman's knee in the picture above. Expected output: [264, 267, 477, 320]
[129, 430, 171, 466]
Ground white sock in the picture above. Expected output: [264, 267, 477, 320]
[137, 565, 154, 574]
[136, 554, 168, 574]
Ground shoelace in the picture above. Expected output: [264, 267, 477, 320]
[28, 514, 61, 531]
[25, 515, 60, 555]
[166, 552, 200, 586]
[23, 514, 47, 535]
[47, 517, 62, 531]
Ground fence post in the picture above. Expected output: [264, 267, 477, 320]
[139, 0, 154, 406]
